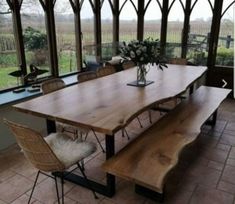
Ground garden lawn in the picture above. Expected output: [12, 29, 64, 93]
[0, 66, 19, 90]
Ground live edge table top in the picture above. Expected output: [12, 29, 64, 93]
[14, 65, 207, 135]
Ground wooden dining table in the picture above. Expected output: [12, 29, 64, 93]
[14, 64, 207, 197]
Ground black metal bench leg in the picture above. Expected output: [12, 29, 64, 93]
[135, 184, 164, 202]
[211, 110, 218, 126]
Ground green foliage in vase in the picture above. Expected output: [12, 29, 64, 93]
[120, 38, 167, 70]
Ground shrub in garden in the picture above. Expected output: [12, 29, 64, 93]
[24, 27, 47, 50]
[216, 47, 233, 66]
[23, 27, 48, 66]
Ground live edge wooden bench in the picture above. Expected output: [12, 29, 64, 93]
[102, 86, 231, 202]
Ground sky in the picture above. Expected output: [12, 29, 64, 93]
[1, 0, 234, 21]
[68, 0, 233, 21]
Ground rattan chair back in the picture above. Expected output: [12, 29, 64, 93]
[122, 60, 136, 70]
[41, 78, 66, 94]
[97, 65, 116, 78]
[4, 119, 65, 172]
[77, 71, 97, 83]
[169, 58, 187, 65]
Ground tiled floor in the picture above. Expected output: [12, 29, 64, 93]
[0, 99, 235, 204]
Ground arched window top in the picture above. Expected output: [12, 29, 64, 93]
[21, 0, 44, 14]
[81, 0, 94, 18]
[190, 0, 214, 21]
[119, 0, 137, 16]
[144, 0, 162, 18]
[54, 0, 73, 15]
[0, 0, 11, 13]
[221, 0, 235, 19]
[101, 0, 112, 20]
[168, 0, 184, 22]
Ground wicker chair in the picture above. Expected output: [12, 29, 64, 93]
[122, 60, 136, 70]
[96, 65, 116, 78]
[41, 78, 84, 140]
[41, 78, 66, 94]
[77, 71, 97, 83]
[77, 72, 106, 152]
[169, 58, 187, 65]
[4, 119, 98, 204]
[41, 78, 105, 153]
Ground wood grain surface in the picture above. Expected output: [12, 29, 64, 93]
[102, 86, 231, 192]
[102, 86, 231, 193]
[14, 65, 207, 135]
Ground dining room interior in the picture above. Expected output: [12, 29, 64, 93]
[0, 0, 234, 203]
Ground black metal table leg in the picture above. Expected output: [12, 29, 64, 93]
[205, 109, 218, 126]
[56, 134, 116, 197]
[105, 134, 116, 196]
[211, 110, 218, 126]
[46, 119, 56, 134]
[189, 85, 194, 95]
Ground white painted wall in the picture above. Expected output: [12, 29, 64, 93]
[0, 104, 46, 151]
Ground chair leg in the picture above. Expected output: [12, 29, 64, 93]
[148, 110, 152, 124]
[91, 129, 105, 153]
[28, 170, 40, 204]
[60, 173, 64, 204]
[174, 98, 178, 106]
[74, 129, 78, 139]
[137, 116, 143, 128]
[122, 128, 125, 137]
[54, 175, 61, 204]
[80, 159, 85, 171]
[122, 128, 130, 140]
[84, 132, 88, 141]
[77, 163, 98, 199]
[124, 128, 130, 140]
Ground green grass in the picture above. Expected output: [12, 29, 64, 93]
[58, 51, 77, 75]
[0, 20, 233, 90]
[0, 52, 18, 67]
[0, 66, 19, 90]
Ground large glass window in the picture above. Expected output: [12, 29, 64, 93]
[166, 0, 184, 58]
[216, 0, 234, 67]
[100, 0, 113, 61]
[81, 1, 95, 46]
[101, 0, 113, 43]
[21, 0, 50, 79]
[0, 0, 19, 90]
[187, 0, 214, 65]
[81, 0, 95, 64]
[119, 0, 137, 42]
[54, 0, 77, 76]
[144, 0, 162, 40]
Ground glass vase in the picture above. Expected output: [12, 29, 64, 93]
[137, 64, 147, 86]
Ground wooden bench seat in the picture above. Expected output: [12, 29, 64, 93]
[102, 86, 231, 200]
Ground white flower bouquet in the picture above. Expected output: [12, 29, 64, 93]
[120, 38, 167, 70]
